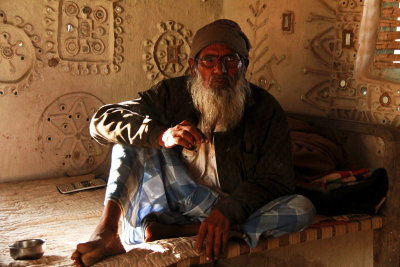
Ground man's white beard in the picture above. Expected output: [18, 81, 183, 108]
[188, 69, 250, 136]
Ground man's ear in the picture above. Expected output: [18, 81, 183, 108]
[243, 57, 249, 69]
[188, 58, 196, 76]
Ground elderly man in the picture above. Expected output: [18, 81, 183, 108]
[71, 19, 315, 266]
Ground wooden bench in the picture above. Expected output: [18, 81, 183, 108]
[169, 215, 383, 266]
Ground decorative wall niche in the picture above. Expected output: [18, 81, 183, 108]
[43, 0, 124, 75]
[342, 29, 354, 48]
[302, 0, 358, 113]
[38, 92, 108, 175]
[143, 20, 192, 83]
[282, 11, 294, 33]
[0, 11, 45, 96]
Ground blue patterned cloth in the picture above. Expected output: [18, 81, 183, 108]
[105, 144, 315, 248]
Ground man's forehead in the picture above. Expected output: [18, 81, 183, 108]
[198, 44, 237, 56]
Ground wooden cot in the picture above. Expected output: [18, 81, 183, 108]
[0, 115, 395, 266]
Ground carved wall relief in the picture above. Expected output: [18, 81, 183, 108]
[0, 11, 44, 96]
[143, 21, 192, 83]
[303, 0, 400, 127]
[246, 1, 286, 91]
[44, 0, 124, 75]
[38, 92, 108, 175]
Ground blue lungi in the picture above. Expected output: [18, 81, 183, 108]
[105, 144, 315, 248]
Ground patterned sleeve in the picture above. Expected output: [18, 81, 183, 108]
[89, 81, 170, 148]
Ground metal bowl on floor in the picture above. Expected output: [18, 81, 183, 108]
[9, 239, 46, 260]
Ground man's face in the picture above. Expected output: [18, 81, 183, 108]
[189, 44, 244, 91]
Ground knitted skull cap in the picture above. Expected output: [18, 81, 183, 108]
[189, 19, 251, 59]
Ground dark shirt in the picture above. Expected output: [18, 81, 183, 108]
[90, 76, 294, 224]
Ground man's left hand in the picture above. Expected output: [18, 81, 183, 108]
[196, 209, 229, 261]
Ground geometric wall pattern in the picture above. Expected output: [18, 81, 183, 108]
[143, 20, 193, 83]
[246, 1, 287, 92]
[37, 92, 108, 176]
[43, 0, 124, 75]
[0, 11, 45, 96]
[303, 0, 400, 128]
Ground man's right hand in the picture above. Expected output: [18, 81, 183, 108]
[159, 120, 208, 149]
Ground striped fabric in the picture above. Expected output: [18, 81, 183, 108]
[105, 144, 315, 248]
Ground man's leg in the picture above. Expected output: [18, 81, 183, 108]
[240, 194, 316, 248]
[120, 145, 219, 243]
[71, 200, 125, 266]
[71, 142, 143, 266]
[94, 143, 218, 244]
[72, 144, 219, 265]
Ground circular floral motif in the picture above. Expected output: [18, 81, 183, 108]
[0, 24, 35, 83]
[143, 21, 192, 82]
[38, 92, 108, 175]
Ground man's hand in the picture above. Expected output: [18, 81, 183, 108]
[159, 120, 208, 149]
[196, 209, 230, 261]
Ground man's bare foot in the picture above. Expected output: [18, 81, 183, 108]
[71, 228, 126, 266]
[145, 222, 200, 242]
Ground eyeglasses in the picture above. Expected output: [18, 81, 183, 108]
[197, 54, 242, 69]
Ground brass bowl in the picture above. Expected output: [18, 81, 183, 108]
[9, 239, 46, 260]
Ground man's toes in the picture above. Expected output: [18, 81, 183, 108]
[76, 242, 95, 254]
[81, 247, 105, 266]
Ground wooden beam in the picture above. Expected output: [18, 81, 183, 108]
[375, 53, 400, 61]
[377, 31, 400, 41]
[374, 62, 400, 68]
[381, 7, 400, 18]
[379, 19, 400, 27]
[376, 42, 400, 49]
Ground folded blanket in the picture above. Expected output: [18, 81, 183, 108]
[296, 168, 388, 215]
[296, 168, 373, 192]
[288, 117, 350, 182]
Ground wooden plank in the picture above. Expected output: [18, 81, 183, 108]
[373, 138, 400, 267]
[375, 53, 400, 61]
[333, 224, 347, 237]
[381, 7, 400, 18]
[371, 216, 383, 229]
[376, 42, 400, 49]
[305, 228, 318, 242]
[360, 219, 372, 231]
[377, 31, 400, 41]
[289, 232, 301, 245]
[374, 61, 400, 68]
[347, 221, 360, 233]
[379, 19, 400, 27]
[267, 238, 280, 250]
[321, 226, 333, 239]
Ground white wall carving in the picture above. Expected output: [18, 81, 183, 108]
[246, 1, 286, 91]
[0, 11, 44, 96]
[38, 92, 108, 175]
[43, 0, 124, 75]
[143, 20, 192, 83]
[302, 0, 400, 127]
